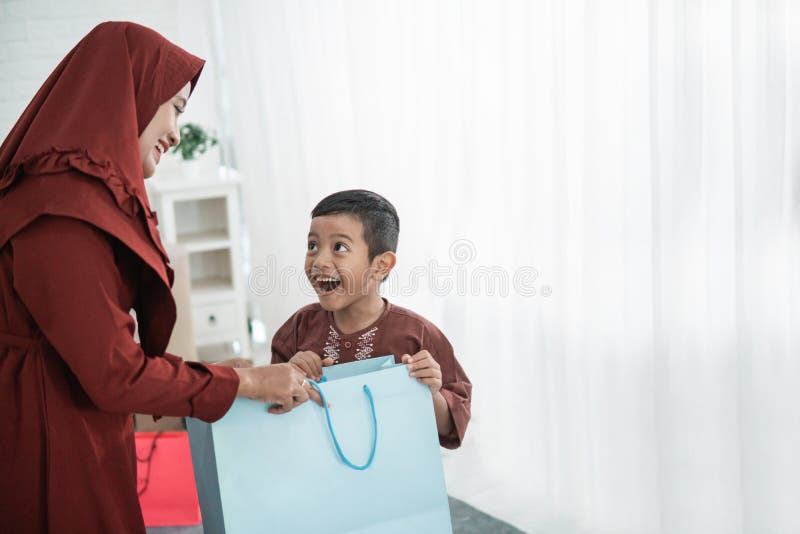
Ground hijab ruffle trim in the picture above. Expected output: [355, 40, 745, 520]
[0, 147, 151, 218]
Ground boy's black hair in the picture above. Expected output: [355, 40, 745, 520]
[311, 189, 399, 260]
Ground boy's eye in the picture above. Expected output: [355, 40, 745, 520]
[334, 243, 348, 253]
[307, 242, 318, 251]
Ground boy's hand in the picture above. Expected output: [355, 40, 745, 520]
[402, 350, 442, 396]
[289, 350, 334, 382]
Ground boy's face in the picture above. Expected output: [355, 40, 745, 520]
[306, 214, 384, 312]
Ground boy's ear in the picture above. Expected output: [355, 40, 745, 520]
[372, 251, 397, 281]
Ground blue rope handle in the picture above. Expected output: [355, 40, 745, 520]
[306, 379, 378, 471]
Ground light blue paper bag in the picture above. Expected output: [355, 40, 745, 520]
[186, 355, 453, 533]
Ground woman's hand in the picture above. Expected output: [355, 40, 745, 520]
[214, 357, 253, 368]
[234, 363, 323, 413]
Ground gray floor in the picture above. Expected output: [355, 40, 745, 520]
[146, 496, 526, 533]
[447, 497, 526, 533]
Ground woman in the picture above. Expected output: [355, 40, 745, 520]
[0, 22, 314, 532]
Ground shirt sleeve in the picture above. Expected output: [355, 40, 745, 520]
[422, 323, 472, 449]
[270, 314, 297, 364]
[11, 215, 239, 423]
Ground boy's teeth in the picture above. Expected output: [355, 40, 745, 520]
[316, 276, 341, 293]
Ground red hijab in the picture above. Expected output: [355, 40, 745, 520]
[0, 21, 204, 355]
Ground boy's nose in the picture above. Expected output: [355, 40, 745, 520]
[313, 252, 333, 270]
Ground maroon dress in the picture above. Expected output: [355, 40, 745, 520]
[0, 23, 238, 533]
[271, 300, 472, 449]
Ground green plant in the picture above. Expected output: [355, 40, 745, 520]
[172, 123, 219, 161]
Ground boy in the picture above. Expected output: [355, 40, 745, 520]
[271, 190, 471, 448]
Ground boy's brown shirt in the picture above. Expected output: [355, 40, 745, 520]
[271, 299, 471, 449]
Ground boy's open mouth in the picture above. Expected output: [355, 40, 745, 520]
[315, 276, 342, 294]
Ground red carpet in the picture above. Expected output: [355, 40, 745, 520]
[136, 431, 202, 527]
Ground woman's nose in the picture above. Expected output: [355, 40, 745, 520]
[168, 125, 180, 147]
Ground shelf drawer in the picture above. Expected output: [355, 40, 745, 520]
[192, 301, 238, 342]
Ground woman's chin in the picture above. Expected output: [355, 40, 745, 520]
[142, 163, 156, 179]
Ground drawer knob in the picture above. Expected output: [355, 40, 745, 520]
[208, 314, 217, 325]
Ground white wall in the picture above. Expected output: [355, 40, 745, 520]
[7, 3, 800, 532]
[0, 0, 220, 140]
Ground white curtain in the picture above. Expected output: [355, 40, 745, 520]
[217, 1, 800, 532]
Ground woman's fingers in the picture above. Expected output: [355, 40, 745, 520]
[304, 382, 325, 406]
[268, 380, 309, 414]
[292, 382, 310, 404]
[268, 402, 292, 414]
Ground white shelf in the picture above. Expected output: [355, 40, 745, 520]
[192, 277, 234, 294]
[196, 342, 242, 363]
[147, 171, 250, 358]
[147, 168, 242, 192]
[192, 293, 238, 306]
[178, 230, 232, 253]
